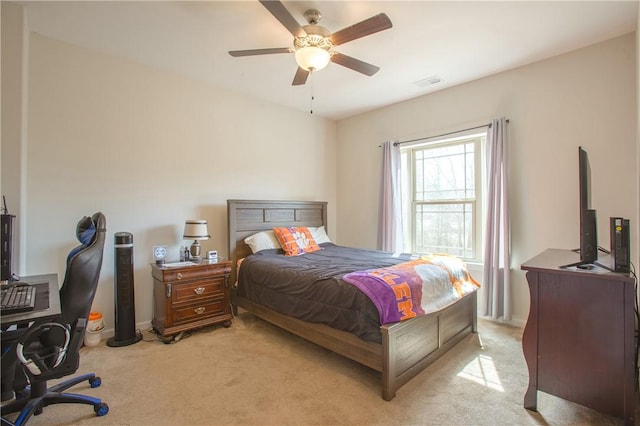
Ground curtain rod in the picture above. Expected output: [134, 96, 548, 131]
[391, 119, 510, 147]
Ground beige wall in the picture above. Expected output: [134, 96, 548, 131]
[337, 34, 637, 325]
[5, 28, 337, 332]
[1, 2, 28, 274]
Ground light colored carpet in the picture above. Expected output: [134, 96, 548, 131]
[4, 314, 634, 425]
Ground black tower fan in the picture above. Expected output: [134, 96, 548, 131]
[107, 232, 142, 347]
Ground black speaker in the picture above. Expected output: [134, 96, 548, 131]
[107, 232, 142, 347]
[580, 209, 597, 264]
[610, 217, 630, 273]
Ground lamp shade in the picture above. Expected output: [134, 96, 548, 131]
[295, 46, 330, 72]
[183, 220, 210, 240]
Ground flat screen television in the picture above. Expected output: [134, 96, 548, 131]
[577, 146, 597, 266]
[561, 147, 598, 269]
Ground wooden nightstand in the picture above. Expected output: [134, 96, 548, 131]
[151, 259, 232, 343]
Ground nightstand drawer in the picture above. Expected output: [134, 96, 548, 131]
[172, 299, 226, 324]
[157, 263, 231, 282]
[172, 277, 225, 304]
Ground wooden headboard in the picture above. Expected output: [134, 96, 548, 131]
[227, 199, 328, 282]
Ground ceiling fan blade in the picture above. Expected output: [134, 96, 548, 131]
[330, 13, 392, 46]
[292, 67, 309, 86]
[259, 0, 306, 38]
[331, 53, 380, 76]
[229, 47, 292, 57]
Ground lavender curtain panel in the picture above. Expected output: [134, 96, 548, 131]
[378, 141, 403, 252]
[482, 117, 511, 320]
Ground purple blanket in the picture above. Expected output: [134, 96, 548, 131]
[343, 254, 480, 325]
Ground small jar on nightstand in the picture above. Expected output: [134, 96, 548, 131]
[151, 258, 232, 344]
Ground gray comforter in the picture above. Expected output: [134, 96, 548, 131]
[237, 243, 412, 343]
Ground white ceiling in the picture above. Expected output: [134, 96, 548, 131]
[18, 1, 638, 120]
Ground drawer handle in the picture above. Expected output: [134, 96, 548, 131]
[194, 287, 205, 295]
[176, 273, 183, 280]
[194, 307, 205, 315]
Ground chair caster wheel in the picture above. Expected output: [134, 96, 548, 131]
[89, 377, 102, 388]
[94, 402, 109, 416]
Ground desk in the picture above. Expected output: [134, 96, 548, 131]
[1, 274, 60, 327]
[521, 249, 636, 425]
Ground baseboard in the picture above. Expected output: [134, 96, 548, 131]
[479, 315, 525, 328]
[95, 320, 152, 342]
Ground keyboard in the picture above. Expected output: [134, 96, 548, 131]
[1, 284, 36, 315]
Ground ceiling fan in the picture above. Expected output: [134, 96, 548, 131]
[228, 0, 392, 86]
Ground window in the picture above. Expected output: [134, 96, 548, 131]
[400, 133, 486, 261]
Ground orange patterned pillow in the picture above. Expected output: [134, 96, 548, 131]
[272, 226, 321, 256]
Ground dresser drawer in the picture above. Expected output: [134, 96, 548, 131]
[172, 299, 227, 325]
[172, 277, 225, 304]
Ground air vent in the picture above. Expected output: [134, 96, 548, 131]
[414, 75, 442, 87]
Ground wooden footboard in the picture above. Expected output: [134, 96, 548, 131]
[381, 291, 477, 400]
[234, 290, 477, 400]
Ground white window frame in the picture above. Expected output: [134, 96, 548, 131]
[400, 132, 486, 262]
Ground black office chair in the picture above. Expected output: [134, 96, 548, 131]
[1, 212, 109, 426]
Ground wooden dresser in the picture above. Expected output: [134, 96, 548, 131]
[521, 249, 636, 425]
[151, 259, 232, 343]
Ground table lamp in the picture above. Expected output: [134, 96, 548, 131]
[183, 220, 210, 260]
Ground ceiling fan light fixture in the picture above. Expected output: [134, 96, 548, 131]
[295, 46, 331, 72]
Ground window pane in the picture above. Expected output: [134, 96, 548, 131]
[414, 202, 473, 258]
[414, 143, 475, 201]
[415, 154, 424, 201]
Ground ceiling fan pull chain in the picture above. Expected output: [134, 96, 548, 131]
[310, 71, 315, 114]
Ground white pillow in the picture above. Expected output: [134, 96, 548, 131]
[309, 226, 331, 244]
[244, 231, 281, 253]
[244, 226, 331, 253]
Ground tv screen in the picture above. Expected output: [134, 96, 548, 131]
[578, 146, 591, 212]
[578, 146, 597, 265]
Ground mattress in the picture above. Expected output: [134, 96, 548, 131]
[236, 243, 412, 343]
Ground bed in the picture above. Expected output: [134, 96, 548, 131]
[227, 199, 478, 401]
